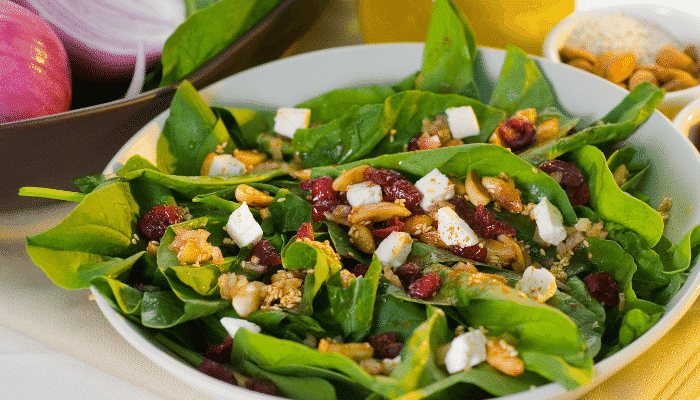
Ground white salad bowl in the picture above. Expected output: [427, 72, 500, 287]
[542, 3, 700, 119]
[95, 43, 700, 400]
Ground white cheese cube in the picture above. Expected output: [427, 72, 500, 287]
[208, 154, 246, 177]
[346, 181, 383, 207]
[415, 168, 455, 211]
[437, 207, 478, 247]
[374, 231, 413, 268]
[516, 265, 557, 303]
[220, 317, 261, 337]
[445, 106, 480, 139]
[532, 197, 567, 246]
[224, 202, 263, 247]
[273, 107, 311, 138]
[444, 329, 488, 374]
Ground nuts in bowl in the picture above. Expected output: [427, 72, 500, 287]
[543, 4, 700, 118]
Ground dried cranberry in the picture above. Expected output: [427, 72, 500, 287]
[538, 160, 585, 187]
[197, 359, 238, 385]
[449, 197, 477, 223]
[538, 159, 590, 206]
[384, 179, 423, 212]
[299, 178, 315, 191]
[408, 272, 442, 299]
[296, 222, 314, 241]
[310, 176, 337, 203]
[394, 262, 422, 288]
[203, 336, 233, 364]
[371, 216, 406, 239]
[497, 117, 536, 150]
[245, 376, 279, 396]
[351, 263, 369, 277]
[368, 332, 404, 359]
[449, 244, 487, 263]
[406, 132, 422, 151]
[473, 205, 516, 239]
[311, 200, 338, 222]
[249, 239, 281, 267]
[364, 167, 405, 186]
[583, 271, 620, 308]
[137, 204, 184, 242]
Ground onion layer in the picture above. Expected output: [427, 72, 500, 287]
[0, 0, 71, 123]
[15, 0, 185, 82]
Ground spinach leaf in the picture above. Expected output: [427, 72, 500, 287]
[240, 360, 342, 400]
[156, 81, 233, 175]
[370, 281, 427, 341]
[571, 145, 664, 247]
[415, 0, 478, 97]
[282, 240, 343, 313]
[604, 308, 662, 357]
[297, 86, 396, 125]
[325, 255, 382, 341]
[160, 0, 284, 85]
[118, 155, 176, 211]
[519, 352, 593, 391]
[268, 188, 313, 233]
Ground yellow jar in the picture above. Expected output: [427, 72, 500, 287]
[356, 0, 574, 56]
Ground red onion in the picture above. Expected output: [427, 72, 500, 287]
[14, 0, 185, 82]
[0, 0, 71, 123]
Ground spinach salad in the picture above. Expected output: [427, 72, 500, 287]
[23, 1, 700, 399]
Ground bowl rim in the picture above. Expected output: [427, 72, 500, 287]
[98, 42, 700, 400]
[672, 94, 700, 133]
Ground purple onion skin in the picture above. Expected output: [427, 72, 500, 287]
[0, 1, 71, 123]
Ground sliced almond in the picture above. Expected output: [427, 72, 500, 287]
[534, 118, 561, 144]
[684, 45, 699, 63]
[628, 69, 659, 90]
[636, 63, 674, 83]
[661, 77, 699, 92]
[595, 51, 636, 84]
[656, 44, 694, 72]
[666, 68, 695, 81]
[559, 45, 597, 64]
[567, 58, 595, 73]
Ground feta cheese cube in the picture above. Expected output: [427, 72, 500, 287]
[220, 317, 261, 337]
[445, 106, 480, 139]
[273, 107, 311, 138]
[437, 206, 478, 247]
[346, 181, 383, 207]
[415, 168, 454, 211]
[444, 328, 488, 374]
[532, 197, 567, 246]
[516, 266, 557, 303]
[207, 154, 246, 177]
[224, 202, 263, 247]
[374, 231, 413, 268]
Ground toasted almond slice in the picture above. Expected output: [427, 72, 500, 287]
[685, 45, 699, 62]
[628, 69, 659, 90]
[662, 77, 699, 92]
[559, 45, 597, 64]
[636, 63, 674, 83]
[595, 51, 636, 84]
[567, 58, 595, 73]
[666, 68, 695, 81]
[656, 44, 694, 72]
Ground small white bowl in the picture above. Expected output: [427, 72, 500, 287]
[672, 95, 700, 150]
[542, 4, 700, 119]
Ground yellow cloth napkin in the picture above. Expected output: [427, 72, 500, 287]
[581, 298, 700, 400]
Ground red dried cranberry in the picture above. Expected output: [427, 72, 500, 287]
[310, 176, 337, 203]
[497, 117, 536, 150]
[371, 216, 406, 239]
[137, 204, 184, 242]
[394, 262, 422, 288]
[538, 159, 590, 206]
[296, 222, 314, 241]
[197, 359, 238, 385]
[408, 272, 442, 299]
[449, 244, 487, 263]
[311, 200, 338, 222]
[538, 159, 585, 187]
[474, 205, 516, 239]
[249, 239, 281, 267]
[203, 336, 233, 364]
[406, 131, 422, 151]
[584, 271, 620, 308]
[364, 167, 405, 186]
[351, 263, 369, 277]
[384, 179, 423, 212]
[449, 197, 477, 223]
[300, 178, 314, 191]
[368, 332, 403, 359]
[245, 376, 279, 396]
